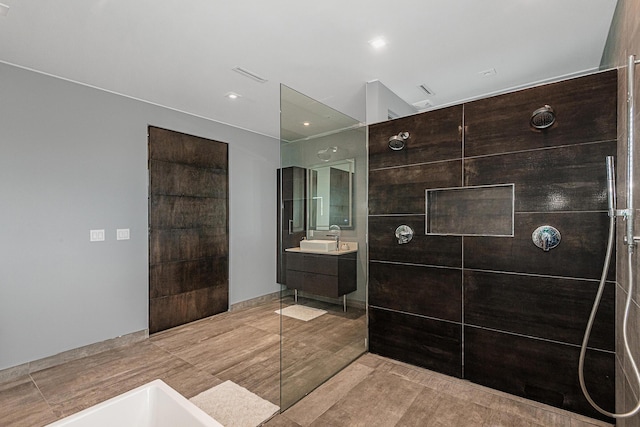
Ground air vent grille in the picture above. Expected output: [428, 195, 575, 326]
[419, 84, 435, 96]
[232, 67, 268, 83]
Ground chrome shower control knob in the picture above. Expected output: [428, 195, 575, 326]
[395, 225, 414, 244]
[532, 225, 561, 251]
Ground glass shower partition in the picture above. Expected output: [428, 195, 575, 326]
[278, 85, 368, 410]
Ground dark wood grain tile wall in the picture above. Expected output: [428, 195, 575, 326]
[368, 69, 617, 422]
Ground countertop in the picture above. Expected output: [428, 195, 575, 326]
[285, 245, 358, 255]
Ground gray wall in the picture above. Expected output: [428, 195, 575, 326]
[0, 62, 280, 371]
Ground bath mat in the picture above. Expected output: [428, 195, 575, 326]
[190, 380, 279, 427]
[275, 305, 327, 321]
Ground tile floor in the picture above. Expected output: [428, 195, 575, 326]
[0, 299, 614, 427]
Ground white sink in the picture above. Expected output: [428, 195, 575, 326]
[299, 239, 337, 252]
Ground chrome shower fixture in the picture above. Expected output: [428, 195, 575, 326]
[388, 132, 409, 151]
[530, 105, 556, 130]
[395, 225, 414, 244]
[532, 225, 561, 251]
[317, 146, 338, 161]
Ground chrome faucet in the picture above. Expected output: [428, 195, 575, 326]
[328, 224, 341, 250]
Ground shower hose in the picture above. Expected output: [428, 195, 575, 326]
[579, 215, 640, 418]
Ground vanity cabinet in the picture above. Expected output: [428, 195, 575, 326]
[285, 251, 356, 298]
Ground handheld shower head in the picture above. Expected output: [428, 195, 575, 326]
[606, 156, 616, 217]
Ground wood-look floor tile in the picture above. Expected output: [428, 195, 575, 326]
[438, 380, 496, 409]
[490, 394, 571, 426]
[395, 387, 443, 426]
[424, 393, 492, 426]
[383, 360, 447, 389]
[284, 314, 365, 351]
[283, 362, 373, 426]
[281, 340, 355, 410]
[166, 324, 280, 375]
[0, 376, 58, 426]
[150, 312, 246, 351]
[216, 340, 280, 405]
[354, 353, 386, 369]
[264, 414, 304, 427]
[309, 371, 423, 427]
[484, 410, 536, 427]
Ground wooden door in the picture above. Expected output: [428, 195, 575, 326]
[148, 126, 229, 333]
[277, 166, 306, 284]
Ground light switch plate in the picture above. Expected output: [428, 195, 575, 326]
[90, 229, 105, 242]
[116, 228, 130, 240]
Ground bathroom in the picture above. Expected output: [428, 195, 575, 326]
[1, 0, 640, 426]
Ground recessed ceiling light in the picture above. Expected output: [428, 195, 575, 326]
[303, 122, 310, 126]
[225, 92, 241, 99]
[0, 3, 9, 16]
[368, 37, 386, 49]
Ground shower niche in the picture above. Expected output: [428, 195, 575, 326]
[425, 183, 514, 236]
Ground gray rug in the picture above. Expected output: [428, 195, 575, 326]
[275, 305, 327, 321]
[190, 381, 279, 427]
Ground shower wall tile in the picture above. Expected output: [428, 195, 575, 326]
[370, 262, 462, 322]
[464, 327, 615, 423]
[368, 160, 462, 215]
[369, 307, 462, 378]
[464, 270, 614, 350]
[464, 212, 614, 280]
[464, 69, 617, 157]
[368, 215, 462, 267]
[367, 70, 617, 420]
[464, 140, 617, 212]
[369, 105, 462, 170]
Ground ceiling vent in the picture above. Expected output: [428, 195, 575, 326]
[418, 84, 435, 96]
[232, 67, 268, 83]
[479, 68, 497, 77]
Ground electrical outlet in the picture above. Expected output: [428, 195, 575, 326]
[90, 229, 105, 242]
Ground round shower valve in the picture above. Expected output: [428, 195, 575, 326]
[532, 225, 561, 251]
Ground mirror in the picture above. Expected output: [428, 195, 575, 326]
[308, 159, 354, 230]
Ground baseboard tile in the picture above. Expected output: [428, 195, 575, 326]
[0, 329, 148, 385]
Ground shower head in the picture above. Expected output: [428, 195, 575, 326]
[388, 132, 409, 150]
[530, 105, 556, 130]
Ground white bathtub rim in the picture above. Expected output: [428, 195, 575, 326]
[44, 379, 223, 427]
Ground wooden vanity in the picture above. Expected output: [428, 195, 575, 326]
[284, 247, 357, 310]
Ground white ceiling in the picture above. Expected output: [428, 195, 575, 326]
[0, 0, 618, 139]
